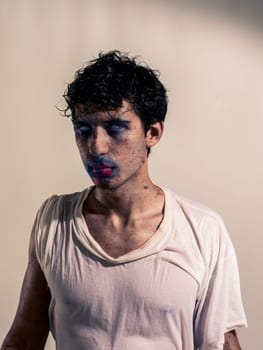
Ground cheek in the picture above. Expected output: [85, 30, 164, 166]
[123, 141, 147, 163]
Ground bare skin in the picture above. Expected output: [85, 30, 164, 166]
[2, 101, 242, 348]
[224, 330, 242, 350]
[73, 101, 162, 192]
[76, 101, 166, 258]
[83, 184, 165, 258]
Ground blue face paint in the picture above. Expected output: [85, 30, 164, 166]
[84, 157, 119, 184]
[104, 119, 130, 138]
[73, 121, 92, 138]
[72, 119, 130, 140]
[72, 116, 131, 186]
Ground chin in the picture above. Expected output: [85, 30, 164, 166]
[92, 178, 116, 189]
[92, 178, 128, 191]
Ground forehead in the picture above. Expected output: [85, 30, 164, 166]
[74, 101, 138, 122]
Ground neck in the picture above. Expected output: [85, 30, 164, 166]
[86, 176, 162, 218]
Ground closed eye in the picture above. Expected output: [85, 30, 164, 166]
[105, 120, 130, 136]
[73, 122, 92, 137]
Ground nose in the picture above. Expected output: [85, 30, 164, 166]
[89, 126, 110, 156]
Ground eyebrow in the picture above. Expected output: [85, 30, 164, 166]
[105, 118, 131, 127]
[72, 115, 131, 125]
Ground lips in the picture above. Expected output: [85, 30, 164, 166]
[86, 160, 117, 179]
[91, 165, 113, 177]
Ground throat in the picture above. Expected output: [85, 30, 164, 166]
[86, 183, 164, 216]
[86, 213, 164, 259]
[82, 186, 165, 258]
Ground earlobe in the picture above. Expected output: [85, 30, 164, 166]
[146, 121, 164, 148]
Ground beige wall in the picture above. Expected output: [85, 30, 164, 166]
[0, 1, 262, 348]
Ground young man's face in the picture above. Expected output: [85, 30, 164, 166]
[73, 101, 156, 190]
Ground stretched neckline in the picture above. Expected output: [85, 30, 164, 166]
[73, 186, 174, 264]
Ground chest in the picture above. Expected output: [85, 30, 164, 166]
[83, 213, 163, 258]
[47, 250, 198, 330]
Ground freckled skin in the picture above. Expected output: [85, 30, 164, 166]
[72, 101, 166, 258]
[74, 101, 154, 191]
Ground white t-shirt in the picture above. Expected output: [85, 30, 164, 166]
[35, 187, 247, 350]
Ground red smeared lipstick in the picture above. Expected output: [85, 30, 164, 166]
[86, 159, 117, 180]
[91, 165, 113, 177]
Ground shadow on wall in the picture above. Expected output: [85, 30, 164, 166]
[171, 0, 263, 31]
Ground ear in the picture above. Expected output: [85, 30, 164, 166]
[145, 121, 164, 148]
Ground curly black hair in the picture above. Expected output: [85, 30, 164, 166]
[63, 50, 168, 132]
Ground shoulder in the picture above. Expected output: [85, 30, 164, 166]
[34, 188, 90, 265]
[34, 188, 90, 231]
[178, 194, 224, 227]
[164, 188, 231, 248]
[165, 188, 223, 225]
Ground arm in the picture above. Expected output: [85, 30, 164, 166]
[223, 330, 241, 350]
[1, 222, 51, 350]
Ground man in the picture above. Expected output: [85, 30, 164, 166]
[1, 51, 247, 349]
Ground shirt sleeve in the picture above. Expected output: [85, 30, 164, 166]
[194, 218, 247, 349]
[34, 195, 58, 267]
